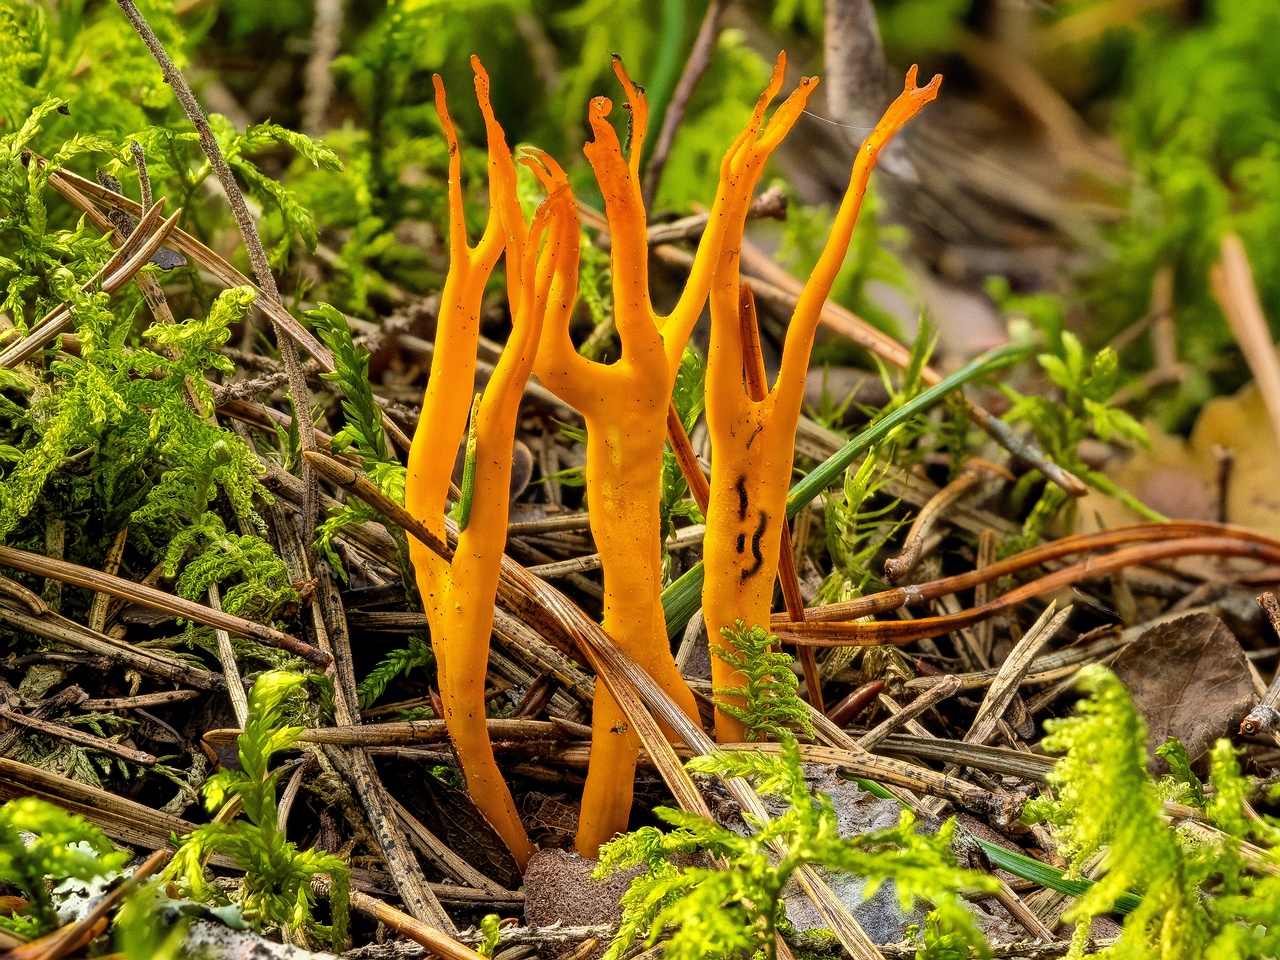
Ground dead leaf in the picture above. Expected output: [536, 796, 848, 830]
[1110, 612, 1256, 769]
[383, 762, 523, 889]
[1079, 381, 1280, 539]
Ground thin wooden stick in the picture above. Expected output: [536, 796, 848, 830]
[3, 849, 168, 960]
[42, 164, 330, 361]
[79, 690, 200, 711]
[779, 520, 1280, 624]
[345, 888, 487, 960]
[1242, 591, 1280, 744]
[0, 709, 156, 765]
[777, 537, 1280, 646]
[640, 0, 729, 207]
[964, 603, 1070, 746]
[857, 675, 961, 750]
[0, 204, 181, 368]
[87, 526, 129, 634]
[0, 605, 221, 689]
[115, 0, 320, 534]
[666, 402, 712, 510]
[883, 467, 985, 582]
[0, 544, 328, 665]
[207, 582, 249, 726]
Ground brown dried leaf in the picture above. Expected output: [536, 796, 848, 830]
[384, 763, 522, 890]
[1111, 612, 1257, 768]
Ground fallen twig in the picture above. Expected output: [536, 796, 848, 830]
[640, 0, 729, 206]
[1241, 591, 1280, 744]
[0, 203, 181, 368]
[777, 520, 1280, 624]
[114, 0, 322, 534]
[0, 604, 225, 689]
[777, 536, 1280, 646]
[883, 466, 989, 582]
[2, 849, 168, 960]
[856, 676, 961, 750]
[0, 544, 329, 666]
[0, 708, 156, 765]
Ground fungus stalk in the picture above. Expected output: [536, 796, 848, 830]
[703, 68, 941, 742]
[405, 60, 573, 869]
[530, 57, 798, 855]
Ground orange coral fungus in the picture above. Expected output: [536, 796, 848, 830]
[703, 67, 941, 742]
[525, 56, 805, 855]
[523, 59, 695, 855]
[405, 59, 575, 870]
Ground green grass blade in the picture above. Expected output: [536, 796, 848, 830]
[662, 344, 1028, 637]
[784, 344, 1027, 519]
[663, 562, 705, 640]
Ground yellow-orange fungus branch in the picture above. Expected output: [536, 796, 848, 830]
[405, 59, 573, 869]
[702, 67, 940, 742]
[528, 57, 815, 856]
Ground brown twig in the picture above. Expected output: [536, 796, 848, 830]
[911, 629, 1131, 695]
[4, 849, 168, 960]
[666, 402, 712, 510]
[964, 604, 1070, 747]
[343, 888, 487, 960]
[1242, 591, 1280, 744]
[0, 686, 87, 757]
[207, 581, 249, 727]
[778, 520, 1280, 625]
[0, 708, 156, 765]
[825, 680, 884, 728]
[0, 604, 223, 690]
[0, 544, 329, 665]
[883, 467, 986, 582]
[645, 185, 788, 246]
[856, 675, 961, 750]
[0, 575, 47, 615]
[87, 526, 129, 634]
[777, 536, 1280, 646]
[205, 717, 566, 749]
[878, 734, 1056, 783]
[115, 0, 321, 535]
[79, 690, 200, 711]
[640, 0, 728, 207]
[129, 140, 153, 209]
[723, 741, 1021, 821]
[0, 203, 181, 368]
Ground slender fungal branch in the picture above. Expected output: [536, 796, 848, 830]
[703, 68, 941, 741]
[405, 61, 574, 869]
[525, 55, 793, 856]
